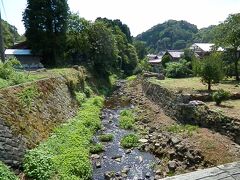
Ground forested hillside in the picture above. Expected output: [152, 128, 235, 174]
[136, 20, 217, 53]
[2, 20, 24, 48]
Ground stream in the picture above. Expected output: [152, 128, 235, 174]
[92, 95, 157, 180]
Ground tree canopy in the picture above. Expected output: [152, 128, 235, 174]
[215, 13, 240, 81]
[23, 0, 69, 67]
[2, 20, 23, 48]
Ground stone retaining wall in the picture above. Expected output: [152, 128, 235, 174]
[0, 76, 79, 167]
[142, 79, 240, 144]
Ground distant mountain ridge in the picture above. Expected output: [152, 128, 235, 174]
[136, 20, 217, 53]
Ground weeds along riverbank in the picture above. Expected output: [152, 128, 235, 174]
[23, 95, 104, 180]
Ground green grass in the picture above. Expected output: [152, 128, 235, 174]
[0, 161, 18, 180]
[207, 99, 240, 119]
[98, 134, 114, 142]
[23, 96, 104, 180]
[149, 77, 239, 94]
[0, 68, 83, 89]
[119, 109, 135, 130]
[120, 134, 139, 149]
[166, 124, 199, 136]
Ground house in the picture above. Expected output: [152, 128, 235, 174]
[147, 54, 162, 64]
[163, 50, 184, 61]
[5, 49, 43, 69]
[190, 43, 224, 58]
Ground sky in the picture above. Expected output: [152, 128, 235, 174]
[1, 0, 240, 36]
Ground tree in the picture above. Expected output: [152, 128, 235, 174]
[66, 13, 90, 64]
[96, 17, 138, 75]
[215, 13, 240, 81]
[161, 54, 171, 68]
[201, 53, 224, 91]
[165, 59, 192, 78]
[23, 0, 69, 67]
[133, 40, 147, 59]
[87, 21, 118, 76]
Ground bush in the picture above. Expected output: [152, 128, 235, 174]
[99, 134, 114, 142]
[84, 86, 93, 98]
[119, 109, 135, 130]
[24, 96, 104, 180]
[126, 75, 137, 82]
[89, 143, 104, 154]
[133, 58, 152, 74]
[0, 161, 18, 180]
[120, 134, 139, 149]
[165, 59, 192, 78]
[0, 57, 21, 80]
[212, 89, 230, 105]
[119, 116, 135, 129]
[75, 92, 86, 104]
[23, 149, 55, 180]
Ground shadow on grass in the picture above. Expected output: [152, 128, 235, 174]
[220, 79, 239, 85]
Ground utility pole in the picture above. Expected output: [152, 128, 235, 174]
[0, 8, 5, 62]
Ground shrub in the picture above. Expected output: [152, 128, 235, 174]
[89, 143, 104, 154]
[0, 161, 18, 180]
[75, 92, 86, 104]
[119, 109, 135, 130]
[165, 59, 192, 78]
[99, 134, 114, 142]
[0, 57, 21, 80]
[212, 89, 230, 105]
[120, 134, 139, 149]
[126, 75, 137, 82]
[24, 96, 104, 180]
[133, 58, 152, 74]
[23, 149, 55, 180]
[119, 116, 134, 129]
[84, 86, 93, 98]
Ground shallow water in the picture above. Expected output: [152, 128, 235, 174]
[92, 96, 156, 180]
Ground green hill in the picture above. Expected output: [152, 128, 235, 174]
[136, 20, 217, 53]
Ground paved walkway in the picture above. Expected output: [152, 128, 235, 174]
[162, 161, 240, 180]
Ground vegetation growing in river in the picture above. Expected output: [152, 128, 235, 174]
[90, 143, 104, 154]
[99, 134, 114, 142]
[0, 161, 18, 180]
[23, 96, 104, 180]
[119, 109, 135, 130]
[120, 134, 139, 148]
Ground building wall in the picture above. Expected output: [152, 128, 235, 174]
[6, 55, 42, 68]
